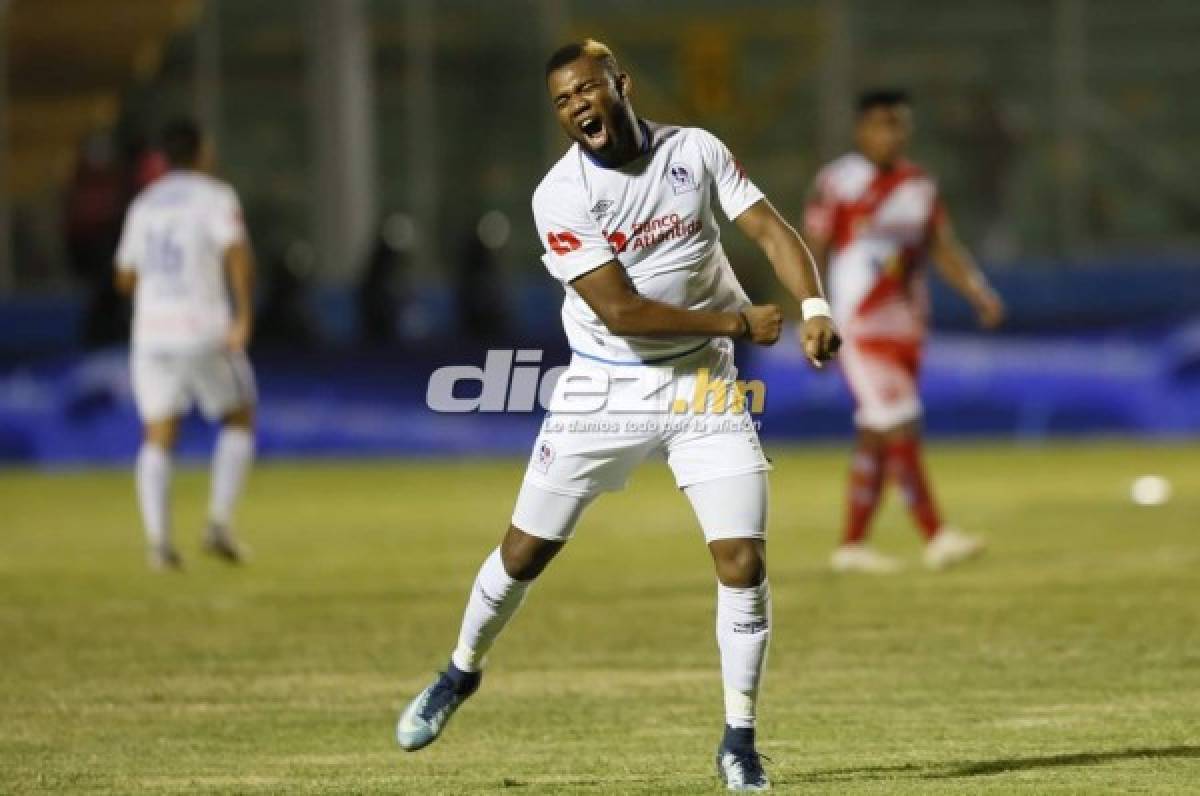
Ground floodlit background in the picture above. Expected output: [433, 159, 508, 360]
[0, 0, 1197, 460]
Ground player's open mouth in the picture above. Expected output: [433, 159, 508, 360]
[579, 116, 607, 148]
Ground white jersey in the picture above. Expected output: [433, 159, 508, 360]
[116, 171, 246, 352]
[532, 121, 763, 364]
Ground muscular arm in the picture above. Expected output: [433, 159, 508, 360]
[735, 198, 840, 365]
[224, 241, 256, 349]
[801, 222, 831, 288]
[735, 199, 825, 303]
[570, 261, 781, 344]
[929, 212, 1005, 329]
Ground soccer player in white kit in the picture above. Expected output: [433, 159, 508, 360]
[803, 90, 1005, 574]
[396, 41, 839, 791]
[115, 119, 257, 571]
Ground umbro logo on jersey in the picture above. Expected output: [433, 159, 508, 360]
[546, 230, 582, 256]
[667, 163, 698, 195]
[589, 199, 615, 221]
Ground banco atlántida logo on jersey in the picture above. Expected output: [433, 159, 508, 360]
[606, 212, 703, 255]
[550, 212, 703, 259]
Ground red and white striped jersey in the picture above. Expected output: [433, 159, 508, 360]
[805, 153, 943, 342]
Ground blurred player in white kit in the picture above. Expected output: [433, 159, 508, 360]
[115, 119, 256, 571]
[804, 90, 1006, 573]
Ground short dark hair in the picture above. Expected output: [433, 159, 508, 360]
[161, 118, 202, 166]
[545, 38, 619, 79]
[856, 88, 911, 116]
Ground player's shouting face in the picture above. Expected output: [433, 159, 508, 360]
[547, 52, 638, 165]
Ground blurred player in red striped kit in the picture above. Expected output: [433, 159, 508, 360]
[804, 89, 1006, 573]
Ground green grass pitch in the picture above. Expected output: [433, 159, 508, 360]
[2, 441, 1198, 794]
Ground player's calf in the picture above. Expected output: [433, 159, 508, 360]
[499, 524, 564, 581]
[137, 419, 180, 569]
[206, 413, 256, 564]
[395, 500, 575, 752]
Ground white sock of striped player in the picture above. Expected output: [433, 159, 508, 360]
[136, 442, 172, 550]
[716, 579, 771, 730]
[209, 428, 255, 527]
[450, 548, 531, 672]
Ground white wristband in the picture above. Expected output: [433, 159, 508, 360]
[801, 297, 832, 321]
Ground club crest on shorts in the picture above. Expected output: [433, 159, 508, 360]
[533, 440, 556, 473]
[667, 163, 698, 195]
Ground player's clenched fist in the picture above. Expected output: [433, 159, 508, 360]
[801, 316, 841, 368]
[740, 304, 783, 345]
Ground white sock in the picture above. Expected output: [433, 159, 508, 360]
[136, 442, 172, 550]
[209, 428, 255, 528]
[716, 579, 772, 729]
[451, 548, 531, 672]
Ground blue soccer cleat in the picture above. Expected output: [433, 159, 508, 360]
[715, 726, 771, 791]
[396, 664, 481, 751]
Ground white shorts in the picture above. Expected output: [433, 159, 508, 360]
[512, 471, 768, 544]
[131, 347, 257, 423]
[839, 335, 923, 432]
[511, 340, 771, 541]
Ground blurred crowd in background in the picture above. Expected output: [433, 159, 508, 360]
[3, 0, 1200, 353]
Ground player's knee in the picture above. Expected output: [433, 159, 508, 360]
[144, 420, 180, 450]
[710, 538, 766, 588]
[222, 405, 255, 430]
[500, 524, 564, 581]
[858, 427, 888, 448]
[882, 419, 920, 441]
